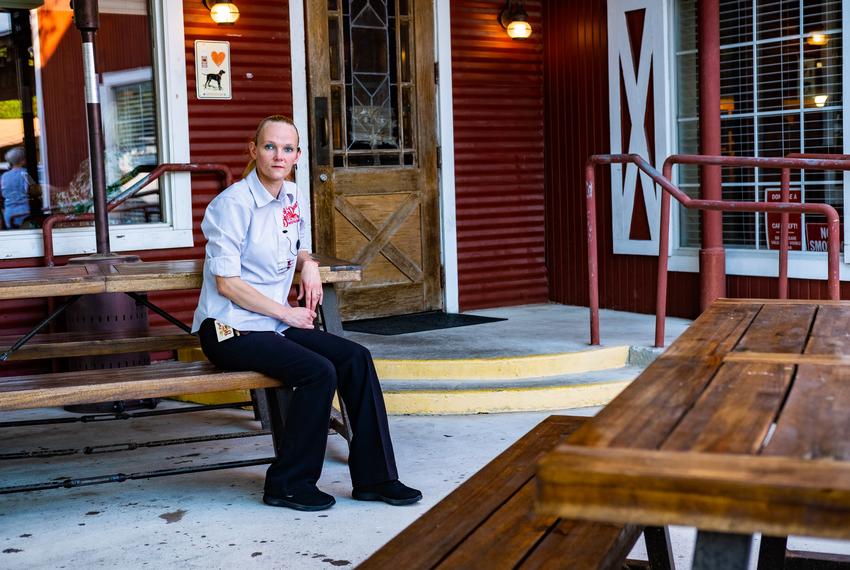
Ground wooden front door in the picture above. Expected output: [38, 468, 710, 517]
[305, 0, 442, 320]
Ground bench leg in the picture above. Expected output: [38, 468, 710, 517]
[644, 526, 675, 570]
[330, 400, 353, 443]
[263, 387, 293, 457]
[250, 389, 272, 429]
[757, 535, 787, 570]
[319, 284, 344, 335]
[692, 531, 752, 570]
[316, 283, 353, 442]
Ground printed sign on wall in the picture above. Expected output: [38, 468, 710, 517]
[764, 188, 802, 251]
[195, 40, 231, 100]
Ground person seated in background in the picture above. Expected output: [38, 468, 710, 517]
[1, 147, 33, 229]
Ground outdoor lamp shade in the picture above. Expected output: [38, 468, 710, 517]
[506, 19, 532, 39]
[203, 0, 240, 25]
[499, 1, 532, 40]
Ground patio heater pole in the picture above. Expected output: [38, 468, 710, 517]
[72, 0, 110, 254]
[698, 0, 726, 310]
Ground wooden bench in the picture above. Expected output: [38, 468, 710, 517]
[0, 256, 361, 492]
[0, 360, 280, 410]
[0, 328, 199, 361]
[360, 415, 644, 570]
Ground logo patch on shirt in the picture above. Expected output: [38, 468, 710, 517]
[214, 320, 236, 342]
[282, 203, 300, 227]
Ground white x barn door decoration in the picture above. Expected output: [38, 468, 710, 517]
[607, 0, 671, 255]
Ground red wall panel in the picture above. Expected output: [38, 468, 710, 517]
[451, 0, 548, 310]
[542, 0, 695, 318]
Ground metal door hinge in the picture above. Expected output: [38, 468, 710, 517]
[434, 62, 439, 85]
[436, 145, 442, 170]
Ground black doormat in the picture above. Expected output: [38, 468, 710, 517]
[342, 311, 507, 336]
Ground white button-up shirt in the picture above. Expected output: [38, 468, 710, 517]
[191, 169, 312, 333]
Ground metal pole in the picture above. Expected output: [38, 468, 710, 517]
[656, 164, 674, 348]
[585, 162, 600, 346]
[698, 0, 725, 310]
[73, 0, 110, 254]
[779, 168, 790, 299]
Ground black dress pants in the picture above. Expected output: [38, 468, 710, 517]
[197, 318, 398, 494]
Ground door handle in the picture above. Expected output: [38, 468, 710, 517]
[319, 173, 328, 182]
[314, 96, 330, 166]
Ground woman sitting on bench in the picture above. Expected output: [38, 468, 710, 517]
[192, 115, 421, 511]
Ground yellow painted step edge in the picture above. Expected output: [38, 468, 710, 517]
[374, 346, 629, 380]
[172, 379, 632, 415]
[177, 345, 629, 381]
[383, 380, 631, 415]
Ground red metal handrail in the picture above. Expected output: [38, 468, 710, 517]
[42, 163, 232, 266]
[585, 154, 842, 347]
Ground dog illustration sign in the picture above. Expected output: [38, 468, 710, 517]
[195, 40, 231, 100]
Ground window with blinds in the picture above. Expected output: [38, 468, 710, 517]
[675, 0, 843, 251]
[112, 80, 157, 176]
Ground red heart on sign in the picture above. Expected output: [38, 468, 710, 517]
[211, 51, 226, 66]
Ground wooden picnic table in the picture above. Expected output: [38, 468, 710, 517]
[0, 253, 360, 334]
[536, 298, 850, 570]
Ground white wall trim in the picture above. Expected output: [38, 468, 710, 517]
[841, 0, 850, 262]
[435, 0, 459, 313]
[669, 247, 850, 281]
[288, 0, 311, 208]
[607, 0, 671, 256]
[0, 1, 192, 260]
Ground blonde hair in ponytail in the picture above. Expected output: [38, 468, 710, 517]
[242, 115, 300, 179]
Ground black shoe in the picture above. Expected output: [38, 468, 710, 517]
[352, 480, 422, 506]
[263, 487, 336, 511]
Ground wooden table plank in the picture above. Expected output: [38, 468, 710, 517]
[103, 260, 204, 292]
[760, 304, 850, 461]
[519, 520, 641, 570]
[662, 299, 810, 453]
[762, 364, 850, 460]
[733, 303, 816, 354]
[662, 362, 792, 454]
[805, 304, 850, 355]
[437, 481, 558, 569]
[359, 416, 582, 569]
[0, 265, 105, 299]
[103, 258, 361, 292]
[662, 301, 760, 359]
[0, 328, 199, 361]
[566, 357, 722, 449]
[537, 445, 850, 540]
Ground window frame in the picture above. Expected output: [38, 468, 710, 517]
[0, 1, 190, 260]
[668, 0, 850, 281]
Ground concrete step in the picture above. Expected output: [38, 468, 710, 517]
[173, 344, 646, 414]
[380, 365, 643, 415]
[373, 345, 630, 381]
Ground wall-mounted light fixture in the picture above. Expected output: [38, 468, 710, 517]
[807, 32, 829, 46]
[202, 0, 240, 26]
[814, 94, 829, 108]
[499, 0, 532, 40]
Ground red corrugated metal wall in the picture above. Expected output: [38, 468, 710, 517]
[542, 0, 697, 318]
[542, 0, 850, 322]
[451, 0, 549, 310]
[0, 2, 292, 375]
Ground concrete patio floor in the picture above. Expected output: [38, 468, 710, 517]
[1, 304, 848, 568]
[3, 403, 849, 569]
